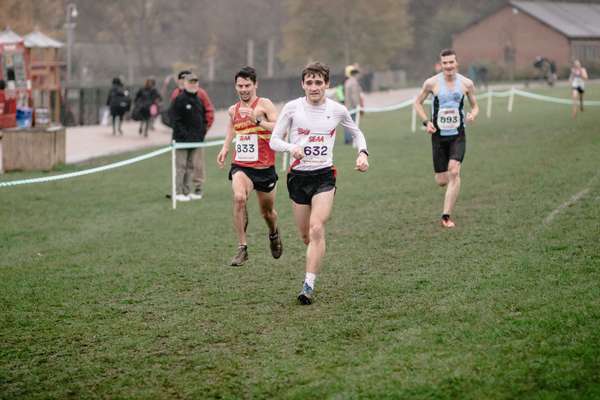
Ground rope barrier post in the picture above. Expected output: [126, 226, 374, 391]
[508, 87, 515, 113]
[411, 102, 417, 133]
[171, 140, 177, 210]
[486, 88, 493, 118]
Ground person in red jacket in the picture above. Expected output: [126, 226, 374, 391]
[0, 80, 6, 116]
[169, 71, 215, 200]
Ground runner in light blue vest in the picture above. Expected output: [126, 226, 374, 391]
[432, 72, 466, 136]
[414, 49, 479, 228]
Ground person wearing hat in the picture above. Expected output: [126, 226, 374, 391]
[170, 70, 214, 129]
[343, 64, 363, 145]
[170, 73, 210, 201]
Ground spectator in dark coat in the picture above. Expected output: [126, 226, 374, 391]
[134, 78, 161, 137]
[170, 73, 209, 201]
[170, 70, 215, 130]
[106, 77, 130, 135]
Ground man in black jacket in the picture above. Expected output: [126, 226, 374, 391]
[170, 73, 208, 201]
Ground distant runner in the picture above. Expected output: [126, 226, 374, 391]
[569, 59, 588, 118]
[414, 49, 479, 228]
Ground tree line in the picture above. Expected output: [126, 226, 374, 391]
[1, 0, 598, 83]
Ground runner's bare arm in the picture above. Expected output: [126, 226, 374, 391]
[582, 68, 589, 80]
[414, 79, 437, 133]
[465, 80, 479, 122]
[217, 107, 236, 168]
[256, 98, 278, 131]
[414, 79, 432, 121]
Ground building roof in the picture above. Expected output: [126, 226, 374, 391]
[24, 30, 64, 48]
[0, 28, 23, 44]
[510, 1, 600, 39]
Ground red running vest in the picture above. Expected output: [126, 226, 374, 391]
[232, 97, 275, 168]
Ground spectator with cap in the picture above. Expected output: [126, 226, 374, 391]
[170, 73, 211, 201]
[170, 70, 215, 129]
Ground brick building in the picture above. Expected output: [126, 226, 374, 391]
[452, 1, 600, 78]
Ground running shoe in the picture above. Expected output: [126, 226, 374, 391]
[269, 229, 283, 259]
[230, 245, 248, 266]
[297, 282, 314, 305]
[441, 218, 456, 228]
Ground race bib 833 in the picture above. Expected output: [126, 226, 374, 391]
[234, 134, 258, 162]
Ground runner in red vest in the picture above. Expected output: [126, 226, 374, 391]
[217, 66, 282, 266]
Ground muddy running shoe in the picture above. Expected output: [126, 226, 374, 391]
[269, 229, 283, 259]
[230, 245, 248, 266]
[297, 282, 314, 305]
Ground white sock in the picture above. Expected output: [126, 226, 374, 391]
[304, 272, 317, 289]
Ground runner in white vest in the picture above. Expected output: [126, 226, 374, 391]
[569, 59, 588, 118]
[270, 61, 369, 305]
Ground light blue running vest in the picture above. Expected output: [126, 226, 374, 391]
[432, 73, 465, 136]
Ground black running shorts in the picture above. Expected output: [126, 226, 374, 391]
[286, 167, 336, 205]
[431, 132, 466, 173]
[575, 86, 585, 94]
[229, 164, 278, 192]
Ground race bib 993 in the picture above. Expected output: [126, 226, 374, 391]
[437, 108, 461, 130]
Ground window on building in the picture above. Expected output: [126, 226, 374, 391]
[572, 42, 600, 62]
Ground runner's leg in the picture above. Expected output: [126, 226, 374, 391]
[443, 160, 461, 216]
[305, 189, 335, 275]
[435, 172, 449, 187]
[257, 189, 278, 235]
[292, 201, 311, 246]
[231, 171, 254, 246]
[258, 188, 282, 259]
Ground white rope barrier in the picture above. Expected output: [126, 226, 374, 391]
[513, 89, 600, 106]
[0, 146, 172, 188]
[2, 89, 596, 192]
[0, 139, 227, 189]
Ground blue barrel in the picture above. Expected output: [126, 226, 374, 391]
[16, 107, 33, 128]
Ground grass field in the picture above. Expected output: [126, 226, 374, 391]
[1, 85, 599, 399]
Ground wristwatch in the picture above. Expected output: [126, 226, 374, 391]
[255, 117, 262, 126]
[359, 149, 369, 157]
[422, 120, 430, 127]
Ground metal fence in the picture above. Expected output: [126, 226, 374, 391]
[61, 73, 374, 126]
